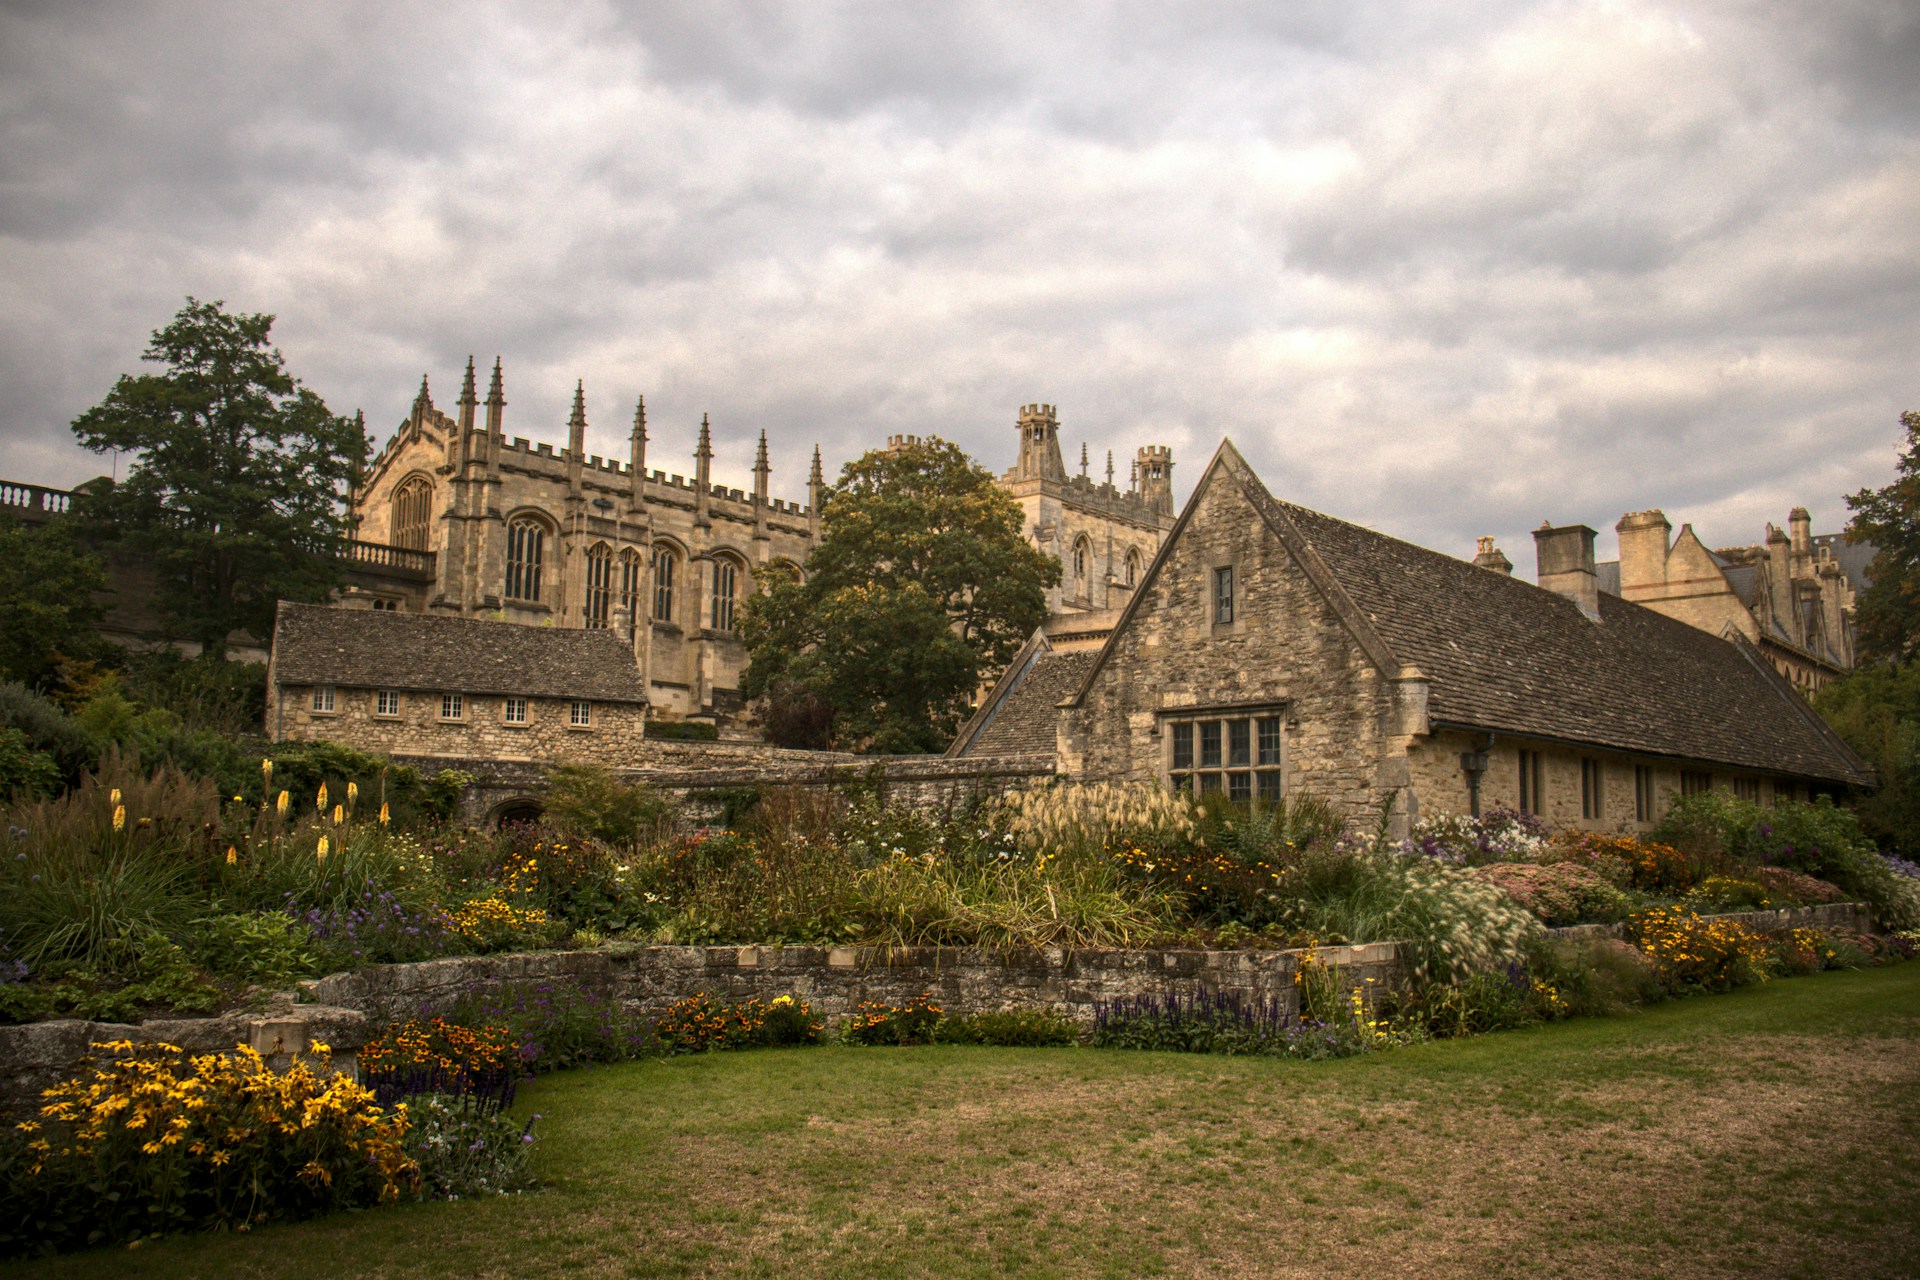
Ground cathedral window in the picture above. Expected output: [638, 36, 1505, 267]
[619, 548, 643, 630]
[311, 686, 335, 713]
[506, 517, 547, 602]
[1124, 548, 1140, 587]
[652, 545, 677, 622]
[584, 543, 614, 629]
[1072, 537, 1090, 583]
[711, 558, 740, 632]
[392, 476, 432, 551]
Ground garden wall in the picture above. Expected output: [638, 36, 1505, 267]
[0, 903, 1869, 1112]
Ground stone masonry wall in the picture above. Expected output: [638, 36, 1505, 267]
[277, 684, 648, 768]
[1061, 469, 1392, 815]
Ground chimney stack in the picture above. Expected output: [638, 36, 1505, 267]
[1534, 522, 1601, 622]
[1472, 536, 1513, 575]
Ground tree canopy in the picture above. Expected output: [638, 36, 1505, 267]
[0, 516, 107, 687]
[739, 437, 1059, 752]
[70, 298, 365, 654]
[1845, 410, 1920, 664]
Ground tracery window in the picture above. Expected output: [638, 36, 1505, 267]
[506, 517, 547, 602]
[392, 476, 432, 551]
[584, 543, 613, 629]
[1124, 548, 1140, 587]
[1073, 537, 1090, 583]
[619, 548, 643, 630]
[652, 545, 677, 622]
[711, 557, 740, 632]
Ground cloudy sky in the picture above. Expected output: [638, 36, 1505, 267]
[3, 1, 1915, 576]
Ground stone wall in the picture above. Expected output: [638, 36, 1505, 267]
[278, 684, 648, 768]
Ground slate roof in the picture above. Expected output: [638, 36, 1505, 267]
[949, 648, 1097, 758]
[1063, 444, 1873, 787]
[271, 602, 649, 705]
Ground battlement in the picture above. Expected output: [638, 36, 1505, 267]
[1137, 444, 1171, 462]
[1018, 403, 1058, 421]
[887, 434, 926, 450]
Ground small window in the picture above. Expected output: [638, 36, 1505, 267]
[440, 693, 464, 721]
[312, 686, 335, 713]
[1681, 770, 1713, 797]
[503, 697, 528, 725]
[1257, 717, 1282, 766]
[1124, 549, 1140, 587]
[1730, 777, 1760, 804]
[1213, 566, 1234, 624]
[375, 690, 400, 717]
[569, 700, 592, 727]
[1171, 722, 1193, 771]
[1581, 758, 1603, 820]
[1228, 719, 1251, 767]
[1518, 749, 1544, 815]
[1199, 721, 1222, 769]
[1634, 765, 1656, 823]
[1772, 778, 1796, 807]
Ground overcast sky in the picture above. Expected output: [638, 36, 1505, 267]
[3, 1, 1915, 576]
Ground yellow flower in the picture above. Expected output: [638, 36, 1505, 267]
[109, 788, 122, 807]
[262, 758, 273, 784]
[379, 802, 390, 826]
[317, 834, 330, 862]
[226, 846, 238, 865]
[316, 783, 329, 811]
[333, 804, 344, 826]
[276, 790, 290, 817]
[112, 804, 126, 832]
[347, 781, 358, 808]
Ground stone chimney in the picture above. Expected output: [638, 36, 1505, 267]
[1472, 536, 1512, 575]
[1534, 522, 1601, 621]
[1614, 509, 1672, 600]
[1788, 506, 1812, 556]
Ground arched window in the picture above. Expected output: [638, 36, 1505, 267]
[651, 544, 677, 622]
[506, 516, 547, 602]
[711, 557, 742, 632]
[619, 548, 643, 630]
[1124, 548, 1140, 587]
[392, 476, 432, 551]
[584, 543, 613, 629]
[1072, 536, 1091, 583]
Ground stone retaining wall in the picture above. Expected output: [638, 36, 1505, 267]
[0, 902, 1869, 1112]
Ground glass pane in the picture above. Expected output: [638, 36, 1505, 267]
[1171, 773, 1192, 793]
[1258, 717, 1282, 765]
[1198, 772, 1222, 794]
[1257, 771, 1282, 803]
[1228, 719, 1250, 767]
[1200, 722, 1221, 768]
[1171, 722, 1193, 770]
[1228, 771, 1251, 801]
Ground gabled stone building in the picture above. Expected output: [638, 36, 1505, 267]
[266, 601, 649, 766]
[954, 442, 1873, 835]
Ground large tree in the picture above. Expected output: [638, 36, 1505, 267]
[0, 516, 107, 687]
[1845, 410, 1920, 664]
[740, 437, 1059, 752]
[71, 299, 365, 654]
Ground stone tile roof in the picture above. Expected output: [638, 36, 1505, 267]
[1245, 475, 1872, 787]
[271, 602, 648, 705]
[952, 649, 1097, 758]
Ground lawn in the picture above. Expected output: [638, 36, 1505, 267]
[18, 965, 1920, 1280]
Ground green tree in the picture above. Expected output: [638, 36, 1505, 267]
[70, 298, 365, 654]
[0, 515, 107, 686]
[1815, 662, 1920, 854]
[740, 438, 1059, 753]
[1844, 409, 1920, 663]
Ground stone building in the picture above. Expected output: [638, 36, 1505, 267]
[266, 601, 649, 766]
[347, 367, 1175, 725]
[1593, 509, 1868, 692]
[953, 442, 1873, 835]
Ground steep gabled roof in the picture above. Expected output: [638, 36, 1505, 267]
[1066, 441, 1872, 787]
[271, 602, 648, 705]
[947, 636, 1097, 758]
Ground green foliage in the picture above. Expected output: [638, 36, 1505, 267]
[741, 437, 1058, 752]
[115, 650, 267, 738]
[0, 516, 107, 688]
[1843, 409, 1920, 663]
[1814, 659, 1920, 853]
[1380, 970, 1536, 1039]
[933, 1006, 1082, 1047]
[542, 764, 672, 847]
[266, 740, 428, 824]
[644, 719, 719, 742]
[179, 910, 319, 989]
[401, 1094, 540, 1200]
[839, 993, 944, 1045]
[0, 727, 61, 799]
[69, 298, 365, 652]
[0, 682, 100, 785]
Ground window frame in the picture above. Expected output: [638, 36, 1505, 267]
[569, 700, 593, 728]
[1518, 749, 1544, 816]
[503, 696, 528, 726]
[711, 557, 741, 632]
[439, 692, 465, 722]
[1162, 704, 1285, 800]
[505, 515, 548, 603]
[1213, 565, 1235, 625]
[584, 542, 614, 629]
[651, 544, 678, 623]
[1580, 757, 1603, 820]
[1634, 765, 1656, 823]
[311, 685, 336, 714]
[374, 690, 401, 718]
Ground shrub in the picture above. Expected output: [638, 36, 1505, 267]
[1523, 935, 1663, 1018]
[1407, 806, 1551, 865]
[1626, 906, 1774, 994]
[995, 780, 1198, 861]
[840, 993, 944, 1046]
[0, 727, 60, 799]
[296, 890, 461, 968]
[542, 765, 673, 848]
[1089, 987, 1411, 1059]
[180, 910, 320, 988]
[0, 682, 99, 785]
[853, 850, 1176, 950]
[431, 978, 658, 1071]
[934, 1006, 1081, 1047]
[400, 1093, 540, 1200]
[1552, 830, 1696, 891]
[3, 1040, 416, 1257]
[1749, 866, 1849, 906]
[360, 1017, 527, 1113]
[1380, 968, 1536, 1038]
[652, 992, 813, 1054]
[1474, 861, 1632, 925]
